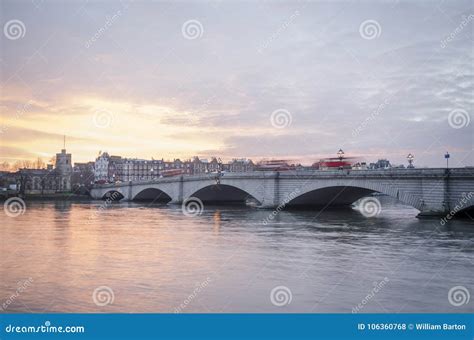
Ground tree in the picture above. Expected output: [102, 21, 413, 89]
[20, 160, 33, 169]
[49, 156, 56, 166]
[11, 160, 33, 171]
[0, 161, 11, 171]
[12, 161, 22, 171]
[34, 157, 46, 169]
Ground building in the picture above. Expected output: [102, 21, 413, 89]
[94, 152, 110, 183]
[352, 162, 368, 170]
[108, 155, 123, 181]
[228, 158, 255, 172]
[369, 159, 391, 170]
[0, 171, 19, 193]
[208, 158, 220, 172]
[55, 148, 73, 191]
[72, 161, 95, 189]
[119, 159, 161, 182]
[94, 154, 182, 182]
[92, 152, 260, 183]
[16, 148, 73, 195]
[191, 157, 208, 174]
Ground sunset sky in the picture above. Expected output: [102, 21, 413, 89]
[1, 0, 472, 167]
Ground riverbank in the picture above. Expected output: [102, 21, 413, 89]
[0, 193, 93, 201]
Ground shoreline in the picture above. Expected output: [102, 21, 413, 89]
[1, 194, 93, 201]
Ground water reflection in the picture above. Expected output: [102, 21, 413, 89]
[1, 196, 473, 313]
[213, 210, 221, 235]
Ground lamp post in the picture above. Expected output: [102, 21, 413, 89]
[337, 149, 344, 161]
[337, 149, 344, 170]
[444, 152, 450, 169]
[407, 153, 414, 169]
[216, 158, 223, 185]
[150, 167, 154, 180]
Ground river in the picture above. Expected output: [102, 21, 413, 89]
[1, 197, 473, 313]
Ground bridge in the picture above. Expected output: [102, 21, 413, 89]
[90, 168, 474, 217]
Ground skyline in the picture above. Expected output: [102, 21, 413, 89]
[1, 0, 473, 167]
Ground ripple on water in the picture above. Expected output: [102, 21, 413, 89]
[0, 198, 473, 313]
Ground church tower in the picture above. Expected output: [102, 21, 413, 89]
[55, 137, 72, 191]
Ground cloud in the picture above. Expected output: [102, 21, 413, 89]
[0, 145, 38, 160]
[0, 0, 472, 166]
[1, 126, 91, 142]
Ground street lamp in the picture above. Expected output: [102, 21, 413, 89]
[444, 152, 450, 169]
[407, 153, 414, 168]
[216, 158, 223, 185]
[337, 149, 344, 161]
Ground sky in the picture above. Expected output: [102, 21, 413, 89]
[0, 0, 473, 167]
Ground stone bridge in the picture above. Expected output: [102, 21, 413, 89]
[90, 168, 474, 217]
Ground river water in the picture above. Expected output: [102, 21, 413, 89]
[1, 197, 473, 313]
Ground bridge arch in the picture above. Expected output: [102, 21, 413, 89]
[283, 181, 423, 211]
[132, 188, 172, 203]
[188, 184, 261, 204]
[453, 205, 474, 219]
[286, 186, 375, 207]
[101, 190, 125, 201]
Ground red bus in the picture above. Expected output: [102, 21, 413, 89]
[160, 169, 184, 177]
[256, 160, 294, 171]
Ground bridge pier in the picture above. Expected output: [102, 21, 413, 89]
[417, 211, 449, 218]
[257, 203, 278, 209]
[169, 199, 183, 205]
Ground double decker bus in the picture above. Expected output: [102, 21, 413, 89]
[160, 169, 185, 178]
[256, 160, 294, 171]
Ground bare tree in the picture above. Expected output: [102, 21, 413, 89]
[34, 157, 46, 169]
[12, 161, 22, 171]
[49, 155, 56, 166]
[0, 161, 11, 171]
[20, 160, 33, 169]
